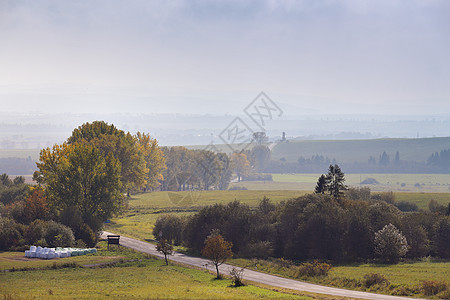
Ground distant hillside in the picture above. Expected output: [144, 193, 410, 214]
[271, 137, 450, 164]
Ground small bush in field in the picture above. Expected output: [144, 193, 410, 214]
[363, 273, 390, 288]
[229, 267, 245, 287]
[294, 261, 332, 278]
[421, 280, 447, 296]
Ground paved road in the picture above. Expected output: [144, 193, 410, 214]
[101, 231, 418, 300]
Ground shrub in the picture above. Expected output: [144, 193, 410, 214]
[396, 201, 418, 212]
[44, 221, 75, 247]
[433, 217, 450, 259]
[229, 267, 245, 287]
[24, 219, 47, 245]
[380, 191, 396, 204]
[74, 239, 87, 248]
[76, 223, 97, 247]
[374, 223, 408, 263]
[240, 241, 274, 259]
[2, 201, 25, 223]
[363, 273, 390, 288]
[421, 280, 447, 296]
[294, 261, 332, 278]
[346, 187, 371, 201]
[0, 217, 25, 250]
[153, 214, 184, 245]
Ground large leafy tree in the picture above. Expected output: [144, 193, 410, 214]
[67, 121, 148, 193]
[34, 143, 122, 233]
[134, 132, 166, 190]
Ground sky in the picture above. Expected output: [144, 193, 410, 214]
[1, 0, 449, 116]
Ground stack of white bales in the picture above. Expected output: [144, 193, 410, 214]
[25, 246, 97, 259]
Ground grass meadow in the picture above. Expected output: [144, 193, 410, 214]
[102, 188, 449, 298]
[230, 173, 450, 193]
[230, 258, 450, 298]
[0, 242, 312, 300]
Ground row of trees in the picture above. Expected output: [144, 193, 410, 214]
[154, 192, 449, 263]
[265, 149, 450, 174]
[160, 147, 232, 191]
[160, 144, 272, 191]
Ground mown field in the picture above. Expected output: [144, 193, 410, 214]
[0, 242, 313, 300]
[230, 173, 450, 194]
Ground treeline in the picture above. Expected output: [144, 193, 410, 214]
[160, 144, 272, 191]
[266, 149, 450, 174]
[154, 191, 450, 263]
[160, 147, 232, 191]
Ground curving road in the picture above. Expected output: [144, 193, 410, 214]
[101, 231, 420, 300]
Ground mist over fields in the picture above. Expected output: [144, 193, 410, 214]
[1, 112, 449, 149]
[1, 112, 449, 175]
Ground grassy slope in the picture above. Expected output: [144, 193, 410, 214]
[231, 258, 449, 287]
[271, 137, 450, 163]
[0, 249, 311, 300]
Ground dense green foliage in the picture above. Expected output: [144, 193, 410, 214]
[159, 192, 449, 263]
[2, 122, 165, 249]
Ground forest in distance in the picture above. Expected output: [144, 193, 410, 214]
[1, 136, 450, 176]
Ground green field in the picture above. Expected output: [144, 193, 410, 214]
[104, 190, 449, 298]
[230, 258, 449, 298]
[0, 252, 124, 271]
[105, 190, 306, 241]
[271, 137, 450, 163]
[0, 244, 312, 299]
[229, 173, 450, 193]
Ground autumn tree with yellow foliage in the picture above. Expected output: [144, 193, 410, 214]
[34, 121, 165, 237]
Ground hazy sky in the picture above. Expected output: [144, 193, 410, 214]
[1, 0, 449, 116]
